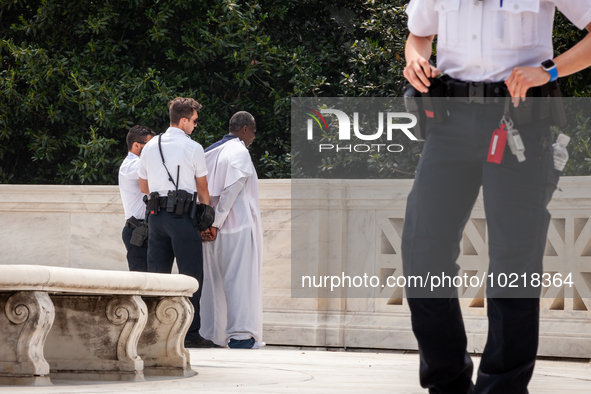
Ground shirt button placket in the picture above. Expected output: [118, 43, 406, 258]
[470, 0, 485, 79]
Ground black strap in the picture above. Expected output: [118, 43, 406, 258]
[158, 134, 179, 191]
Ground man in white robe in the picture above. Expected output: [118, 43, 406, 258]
[200, 111, 264, 349]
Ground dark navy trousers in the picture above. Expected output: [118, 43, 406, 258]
[147, 211, 204, 341]
[402, 100, 560, 394]
[122, 225, 148, 272]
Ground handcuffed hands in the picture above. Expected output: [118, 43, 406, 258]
[201, 226, 218, 243]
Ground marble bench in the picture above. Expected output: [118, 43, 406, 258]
[0, 265, 198, 385]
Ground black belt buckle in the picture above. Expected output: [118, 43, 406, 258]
[468, 82, 485, 104]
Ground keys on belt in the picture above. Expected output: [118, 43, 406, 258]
[502, 114, 526, 162]
[487, 98, 526, 164]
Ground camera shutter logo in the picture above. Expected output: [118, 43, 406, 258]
[303, 108, 329, 139]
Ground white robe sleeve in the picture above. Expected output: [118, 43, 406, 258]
[212, 177, 246, 229]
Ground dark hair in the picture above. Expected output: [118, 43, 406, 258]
[169, 97, 203, 125]
[126, 125, 155, 151]
[229, 111, 256, 133]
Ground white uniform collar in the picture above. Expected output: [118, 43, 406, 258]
[127, 151, 139, 159]
[166, 126, 188, 136]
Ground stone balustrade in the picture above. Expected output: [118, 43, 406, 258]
[1, 179, 591, 360]
[0, 265, 197, 385]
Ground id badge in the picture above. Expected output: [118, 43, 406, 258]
[487, 124, 508, 164]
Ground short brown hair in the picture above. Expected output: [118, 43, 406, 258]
[126, 125, 155, 150]
[169, 97, 203, 125]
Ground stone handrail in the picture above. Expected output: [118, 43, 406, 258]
[0, 265, 198, 385]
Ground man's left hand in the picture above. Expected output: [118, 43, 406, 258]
[505, 66, 550, 108]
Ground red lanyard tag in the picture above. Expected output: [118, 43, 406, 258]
[487, 124, 507, 164]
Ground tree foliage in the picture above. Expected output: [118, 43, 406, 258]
[1, 0, 300, 183]
[551, 12, 591, 176]
[1, 1, 590, 183]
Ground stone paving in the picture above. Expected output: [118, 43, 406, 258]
[5, 346, 591, 393]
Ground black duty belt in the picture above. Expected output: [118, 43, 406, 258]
[125, 216, 145, 227]
[157, 197, 168, 208]
[440, 78, 561, 104]
[446, 80, 507, 104]
[125, 220, 138, 228]
[415, 76, 566, 127]
[146, 190, 196, 216]
[157, 195, 194, 208]
[156, 193, 194, 215]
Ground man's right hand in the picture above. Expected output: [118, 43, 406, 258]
[403, 57, 439, 93]
[403, 33, 438, 93]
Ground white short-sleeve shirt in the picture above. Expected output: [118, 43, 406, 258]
[138, 127, 208, 197]
[118, 152, 146, 220]
[406, 0, 591, 82]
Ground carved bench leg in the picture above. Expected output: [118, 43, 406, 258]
[45, 295, 147, 381]
[0, 291, 54, 386]
[139, 296, 195, 377]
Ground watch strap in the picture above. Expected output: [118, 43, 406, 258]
[547, 66, 558, 82]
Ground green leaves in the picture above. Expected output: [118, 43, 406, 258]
[59, 127, 119, 184]
[556, 99, 591, 176]
[1, 0, 590, 184]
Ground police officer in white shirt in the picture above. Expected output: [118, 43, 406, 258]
[138, 97, 214, 348]
[118, 125, 155, 272]
[402, 1, 591, 393]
